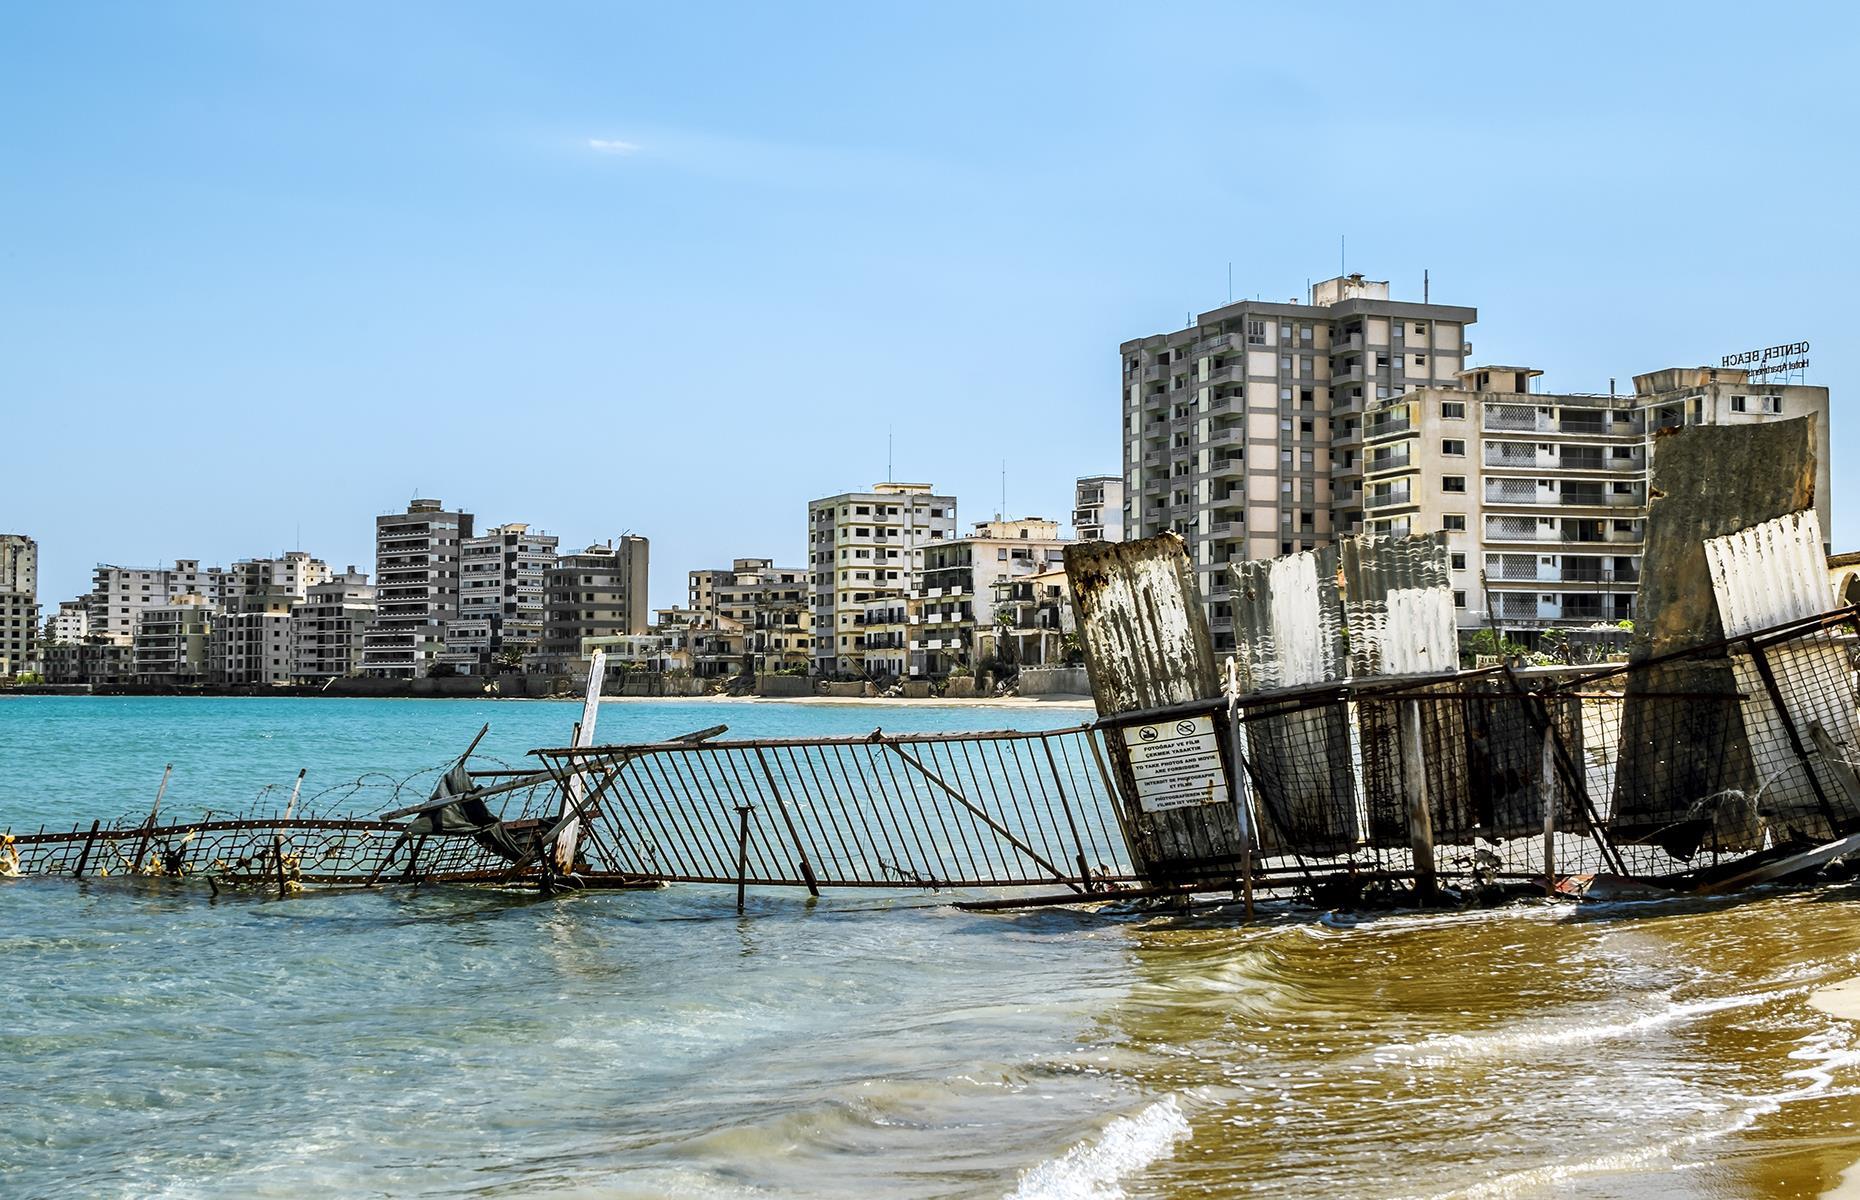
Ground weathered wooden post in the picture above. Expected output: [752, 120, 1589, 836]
[1064, 534, 1243, 888]
[1398, 700, 1436, 902]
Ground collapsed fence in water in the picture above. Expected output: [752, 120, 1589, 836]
[9, 424, 1860, 906]
[8, 598, 1858, 902]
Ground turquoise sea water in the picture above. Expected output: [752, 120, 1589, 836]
[8, 697, 1860, 1199]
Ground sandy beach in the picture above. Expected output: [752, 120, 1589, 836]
[594, 692, 1097, 711]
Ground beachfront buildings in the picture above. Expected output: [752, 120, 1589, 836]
[1121, 272, 1476, 649]
[0, 534, 37, 677]
[687, 558, 810, 676]
[49, 599, 88, 645]
[1073, 475, 1124, 542]
[533, 536, 651, 673]
[442, 523, 559, 674]
[133, 594, 215, 685]
[1362, 364, 1832, 647]
[913, 518, 1074, 677]
[360, 499, 474, 678]
[290, 569, 376, 682]
[809, 482, 957, 676]
[88, 559, 233, 646]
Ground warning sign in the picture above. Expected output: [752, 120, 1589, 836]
[1119, 715, 1230, 813]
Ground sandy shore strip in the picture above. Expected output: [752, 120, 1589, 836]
[595, 693, 1096, 710]
[1812, 981, 1860, 1199]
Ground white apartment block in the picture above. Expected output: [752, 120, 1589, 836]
[0, 533, 38, 676]
[291, 569, 376, 682]
[914, 517, 1074, 677]
[361, 499, 474, 678]
[88, 559, 232, 646]
[50, 598, 89, 645]
[808, 482, 957, 675]
[1123, 272, 1475, 649]
[1361, 364, 1832, 647]
[443, 522, 559, 673]
[1073, 474, 1124, 542]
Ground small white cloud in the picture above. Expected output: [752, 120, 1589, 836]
[587, 138, 641, 156]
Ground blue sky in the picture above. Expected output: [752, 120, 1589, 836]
[3, 3, 1855, 610]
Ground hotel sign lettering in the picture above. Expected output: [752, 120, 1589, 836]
[1722, 339, 1809, 381]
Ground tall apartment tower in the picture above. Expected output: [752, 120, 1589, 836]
[1122, 273, 1476, 648]
[360, 499, 474, 678]
[807, 482, 957, 675]
[0, 534, 38, 676]
[444, 523, 559, 673]
[1072, 475, 1125, 542]
[535, 535, 651, 672]
[88, 560, 232, 646]
[1364, 364, 1832, 648]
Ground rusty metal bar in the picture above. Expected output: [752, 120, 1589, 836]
[751, 746, 820, 896]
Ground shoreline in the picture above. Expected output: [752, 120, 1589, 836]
[1, 688, 1096, 710]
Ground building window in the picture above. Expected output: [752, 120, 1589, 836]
[1442, 439, 1465, 456]
[1450, 552, 1467, 570]
[1763, 396, 1782, 414]
[1453, 590, 1467, 609]
[1442, 475, 1467, 493]
[1440, 401, 1466, 419]
[1246, 320, 1267, 345]
[1730, 395, 1747, 412]
[1413, 354, 1426, 366]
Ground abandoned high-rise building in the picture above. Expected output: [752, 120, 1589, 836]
[1121, 273, 1476, 648]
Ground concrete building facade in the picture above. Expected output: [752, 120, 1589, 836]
[0, 533, 38, 676]
[534, 536, 651, 672]
[1073, 475, 1124, 542]
[689, 558, 810, 676]
[360, 499, 474, 678]
[443, 523, 559, 674]
[1122, 272, 1475, 648]
[133, 594, 215, 685]
[1360, 364, 1831, 646]
[913, 517, 1074, 677]
[88, 560, 231, 647]
[291, 569, 376, 683]
[808, 482, 957, 676]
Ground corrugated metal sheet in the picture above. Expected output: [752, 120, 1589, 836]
[1228, 546, 1345, 690]
[1338, 532, 1457, 678]
[1705, 509, 1832, 637]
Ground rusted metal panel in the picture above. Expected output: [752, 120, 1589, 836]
[1065, 534, 1243, 883]
[1707, 509, 1854, 841]
[1337, 532, 1457, 678]
[1229, 547, 1359, 854]
[1230, 547, 1346, 690]
[1338, 533, 1463, 852]
[1615, 422, 1816, 851]
[1706, 509, 1833, 637]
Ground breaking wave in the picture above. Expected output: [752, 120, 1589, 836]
[1004, 1095, 1191, 1200]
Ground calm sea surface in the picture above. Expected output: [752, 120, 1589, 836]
[6, 696, 1860, 1199]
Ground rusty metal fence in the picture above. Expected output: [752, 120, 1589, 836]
[535, 725, 1136, 892]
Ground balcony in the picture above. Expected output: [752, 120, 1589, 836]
[1484, 481, 1643, 507]
[1363, 448, 1411, 474]
[1364, 486, 1412, 510]
[1363, 415, 1410, 441]
[1482, 406, 1645, 436]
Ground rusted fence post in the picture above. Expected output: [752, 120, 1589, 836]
[73, 819, 101, 878]
[1398, 700, 1435, 903]
[734, 804, 754, 913]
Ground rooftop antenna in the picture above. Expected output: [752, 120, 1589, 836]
[1227, 261, 1233, 303]
[887, 426, 893, 483]
[1424, 268, 1430, 304]
[999, 460, 1006, 522]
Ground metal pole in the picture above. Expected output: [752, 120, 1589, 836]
[1225, 658, 1254, 918]
[1400, 700, 1436, 904]
[752, 746, 820, 896]
[131, 764, 173, 875]
[73, 819, 101, 878]
[735, 804, 754, 913]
